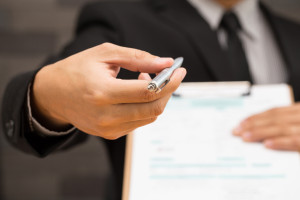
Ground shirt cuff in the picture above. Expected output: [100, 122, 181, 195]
[27, 83, 76, 136]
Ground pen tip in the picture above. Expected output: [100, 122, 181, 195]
[175, 57, 184, 62]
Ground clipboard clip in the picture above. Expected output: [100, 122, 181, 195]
[241, 87, 251, 97]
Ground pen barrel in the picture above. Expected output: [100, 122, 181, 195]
[147, 57, 184, 92]
[152, 68, 173, 86]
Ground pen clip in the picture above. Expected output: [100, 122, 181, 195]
[156, 79, 170, 93]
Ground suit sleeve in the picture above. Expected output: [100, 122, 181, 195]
[1, 2, 123, 157]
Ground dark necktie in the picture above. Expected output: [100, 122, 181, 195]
[219, 11, 253, 82]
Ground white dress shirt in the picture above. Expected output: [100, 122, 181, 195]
[28, 0, 288, 136]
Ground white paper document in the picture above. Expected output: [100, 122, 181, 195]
[124, 83, 300, 200]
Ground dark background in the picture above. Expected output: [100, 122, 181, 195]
[0, 0, 299, 199]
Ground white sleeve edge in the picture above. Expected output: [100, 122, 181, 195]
[27, 83, 76, 136]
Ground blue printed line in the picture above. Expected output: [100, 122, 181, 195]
[150, 164, 247, 168]
[149, 174, 286, 180]
[150, 175, 217, 179]
[219, 174, 285, 179]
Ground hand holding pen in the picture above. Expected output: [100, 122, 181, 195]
[31, 43, 186, 139]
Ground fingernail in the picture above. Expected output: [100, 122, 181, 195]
[154, 57, 174, 65]
[180, 68, 187, 80]
[264, 140, 273, 148]
[242, 132, 252, 141]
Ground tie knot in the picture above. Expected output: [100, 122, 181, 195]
[220, 11, 241, 32]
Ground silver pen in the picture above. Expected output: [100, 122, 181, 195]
[147, 57, 184, 93]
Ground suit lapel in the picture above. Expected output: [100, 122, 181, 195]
[261, 3, 300, 100]
[149, 0, 233, 81]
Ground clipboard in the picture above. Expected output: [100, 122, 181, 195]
[123, 82, 298, 200]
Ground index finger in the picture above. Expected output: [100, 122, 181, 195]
[93, 43, 174, 73]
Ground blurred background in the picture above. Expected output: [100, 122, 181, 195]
[0, 0, 299, 199]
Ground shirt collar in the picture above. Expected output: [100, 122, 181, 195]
[187, 0, 260, 40]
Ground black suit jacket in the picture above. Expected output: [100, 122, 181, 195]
[2, 0, 300, 199]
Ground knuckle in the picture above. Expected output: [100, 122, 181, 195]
[141, 89, 157, 102]
[142, 117, 158, 126]
[152, 116, 158, 121]
[85, 86, 109, 105]
[287, 125, 298, 135]
[249, 129, 259, 138]
[279, 124, 290, 136]
[100, 42, 114, 50]
[134, 49, 150, 60]
[284, 126, 292, 135]
[87, 90, 102, 103]
[149, 117, 158, 123]
[152, 102, 164, 116]
[245, 118, 253, 127]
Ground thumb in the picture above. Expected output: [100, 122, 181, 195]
[92, 43, 174, 73]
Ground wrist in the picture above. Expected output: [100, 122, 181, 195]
[31, 65, 72, 131]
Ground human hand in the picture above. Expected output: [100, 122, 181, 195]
[31, 43, 186, 139]
[233, 103, 300, 151]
